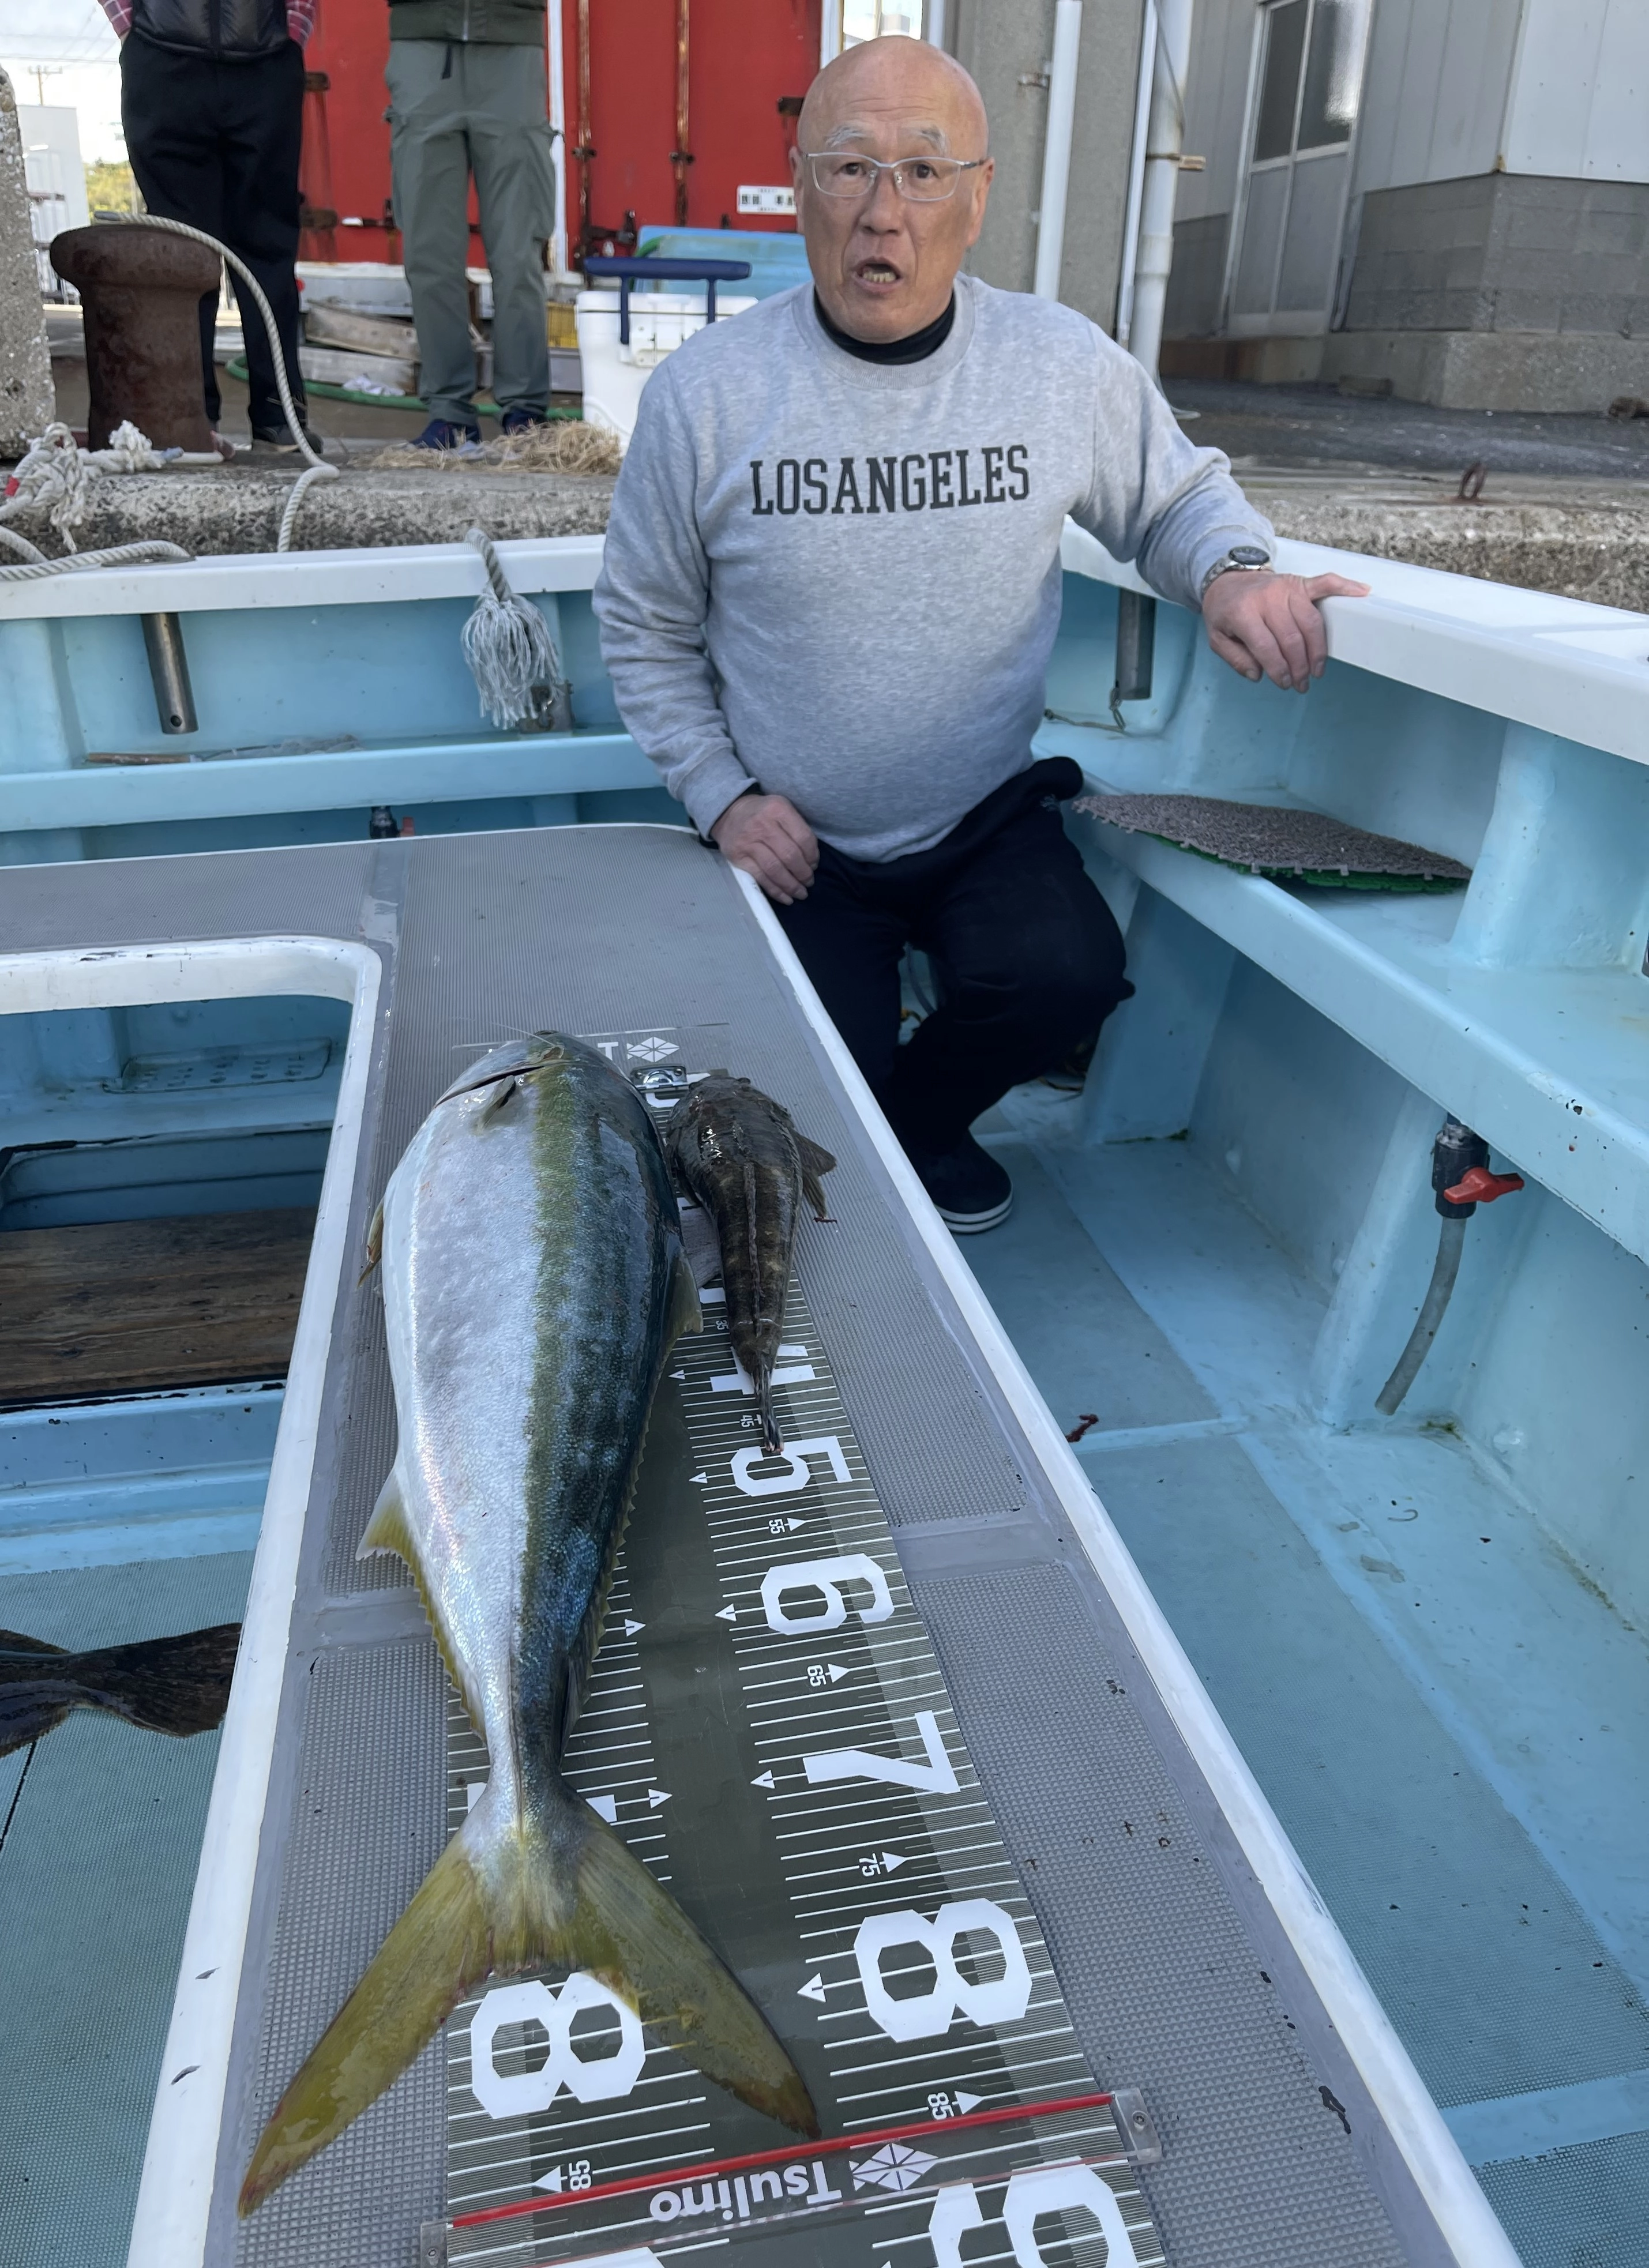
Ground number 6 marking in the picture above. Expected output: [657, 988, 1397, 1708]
[731, 1435, 851, 1498]
[761, 1552, 893, 1634]
[854, 1898, 1032, 2042]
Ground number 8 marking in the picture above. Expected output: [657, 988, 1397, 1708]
[468, 1973, 645, 2117]
[853, 1899, 1032, 2042]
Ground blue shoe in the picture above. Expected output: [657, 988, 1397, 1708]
[411, 417, 483, 454]
[501, 405, 550, 435]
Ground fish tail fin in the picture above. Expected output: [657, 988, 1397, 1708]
[238, 1773, 817, 2217]
[548, 1777, 819, 2138]
[0, 1623, 240, 1759]
[757, 1380, 783, 1455]
[239, 1801, 495, 2217]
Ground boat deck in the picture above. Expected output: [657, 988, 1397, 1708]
[971, 1089, 1649, 2268]
[0, 825, 1455, 2268]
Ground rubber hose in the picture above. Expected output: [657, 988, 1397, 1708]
[1375, 1217, 1467, 1416]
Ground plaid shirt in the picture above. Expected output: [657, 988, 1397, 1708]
[99, 0, 315, 40]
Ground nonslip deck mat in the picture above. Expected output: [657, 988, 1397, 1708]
[0, 830, 1415, 2268]
[1073, 795, 1472, 889]
[441, 1235, 1162, 2268]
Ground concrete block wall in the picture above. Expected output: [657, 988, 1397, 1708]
[1347, 172, 1649, 340]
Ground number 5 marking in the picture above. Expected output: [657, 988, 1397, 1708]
[803, 1707, 959, 1795]
[761, 1552, 893, 1634]
[731, 1435, 851, 1498]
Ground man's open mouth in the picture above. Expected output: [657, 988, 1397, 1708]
[854, 260, 902, 285]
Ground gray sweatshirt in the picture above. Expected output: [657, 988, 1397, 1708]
[593, 275, 1272, 863]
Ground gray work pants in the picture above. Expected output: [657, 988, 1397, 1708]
[386, 40, 555, 423]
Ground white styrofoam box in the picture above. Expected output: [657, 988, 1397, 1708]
[298, 343, 419, 397]
[574, 289, 757, 448]
[295, 264, 497, 321]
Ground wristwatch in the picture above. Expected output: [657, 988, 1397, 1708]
[1200, 543, 1273, 598]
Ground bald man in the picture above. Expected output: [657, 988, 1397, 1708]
[595, 37, 1363, 1233]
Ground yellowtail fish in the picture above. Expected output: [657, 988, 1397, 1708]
[239, 1032, 817, 2214]
[663, 1075, 835, 1454]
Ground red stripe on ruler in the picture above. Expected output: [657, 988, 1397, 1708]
[450, 2089, 1114, 2231]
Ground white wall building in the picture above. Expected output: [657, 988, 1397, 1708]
[1164, 0, 1649, 409]
[17, 103, 88, 300]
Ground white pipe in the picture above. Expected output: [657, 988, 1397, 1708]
[925, 0, 948, 49]
[1114, 0, 1157, 347]
[1128, 0, 1193, 376]
[1032, 0, 1083, 300]
[547, 0, 569, 280]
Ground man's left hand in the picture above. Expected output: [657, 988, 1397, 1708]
[1203, 569, 1370, 693]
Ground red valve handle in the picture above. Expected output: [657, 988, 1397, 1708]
[1444, 1165, 1525, 1205]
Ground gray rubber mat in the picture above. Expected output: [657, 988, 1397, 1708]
[5, 829, 1428, 2268]
[1074, 795, 1471, 888]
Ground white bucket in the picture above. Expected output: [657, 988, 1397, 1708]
[575, 288, 757, 450]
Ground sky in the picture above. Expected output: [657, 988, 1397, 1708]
[2, 0, 124, 163]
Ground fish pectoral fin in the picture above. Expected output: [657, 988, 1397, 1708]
[797, 1136, 836, 1219]
[358, 1201, 385, 1286]
[666, 1247, 703, 1344]
[239, 1817, 495, 2217]
[358, 1468, 413, 1562]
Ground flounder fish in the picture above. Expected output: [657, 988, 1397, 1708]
[240, 1032, 817, 2215]
[0, 1623, 239, 1757]
[663, 1075, 835, 1454]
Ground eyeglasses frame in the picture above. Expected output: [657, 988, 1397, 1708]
[799, 152, 989, 202]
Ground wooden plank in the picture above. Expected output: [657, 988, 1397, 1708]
[0, 1209, 316, 1405]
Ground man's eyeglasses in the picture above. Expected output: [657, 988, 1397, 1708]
[802, 152, 987, 203]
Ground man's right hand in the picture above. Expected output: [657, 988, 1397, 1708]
[710, 791, 820, 905]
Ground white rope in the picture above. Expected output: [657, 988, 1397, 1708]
[0, 540, 192, 585]
[104, 214, 340, 551]
[460, 527, 570, 730]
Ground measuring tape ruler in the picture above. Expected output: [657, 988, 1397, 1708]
[431, 1036, 1165, 2266]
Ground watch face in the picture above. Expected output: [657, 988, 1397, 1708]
[1230, 545, 1271, 569]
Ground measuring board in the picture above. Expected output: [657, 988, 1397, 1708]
[433, 1032, 1166, 2268]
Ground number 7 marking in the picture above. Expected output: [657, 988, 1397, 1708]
[802, 1708, 960, 1795]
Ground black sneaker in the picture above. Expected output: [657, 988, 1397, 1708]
[409, 416, 483, 455]
[501, 404, 550, 435]
[910, 1135, 1013, 1234]
[250, 418, 326, 453]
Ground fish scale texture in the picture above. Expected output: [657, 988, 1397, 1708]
[10, 829, 1420, 2266]
[232, 1639, 449, 2268]
[911, 1562, 1409, 2268]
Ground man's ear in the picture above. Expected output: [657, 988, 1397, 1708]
[963, 157, 994, 251]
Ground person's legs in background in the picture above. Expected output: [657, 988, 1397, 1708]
[466, 44, 554, 427]
[119, 32, 227, 431]
[215, 39, 309, 443]
[882, 767, 1130, 1225]
[389, 40, 484, 440]
[775, 846, 914, 1107]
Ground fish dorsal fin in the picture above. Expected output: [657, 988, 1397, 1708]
[667, 1247, 702, 1345]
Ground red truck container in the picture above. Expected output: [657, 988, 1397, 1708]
[296, 0, 821, 269]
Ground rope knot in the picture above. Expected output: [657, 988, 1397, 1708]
[460, 528, 573, 732]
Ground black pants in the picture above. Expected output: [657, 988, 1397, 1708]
[778, 758, 1132, 1157]
[121, 32, 307, 435]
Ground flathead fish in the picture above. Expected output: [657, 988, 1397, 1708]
[240, 1033, 817, 2215]
[0, 1623, 238, 1756]
[663, 1075, 835, 1454]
